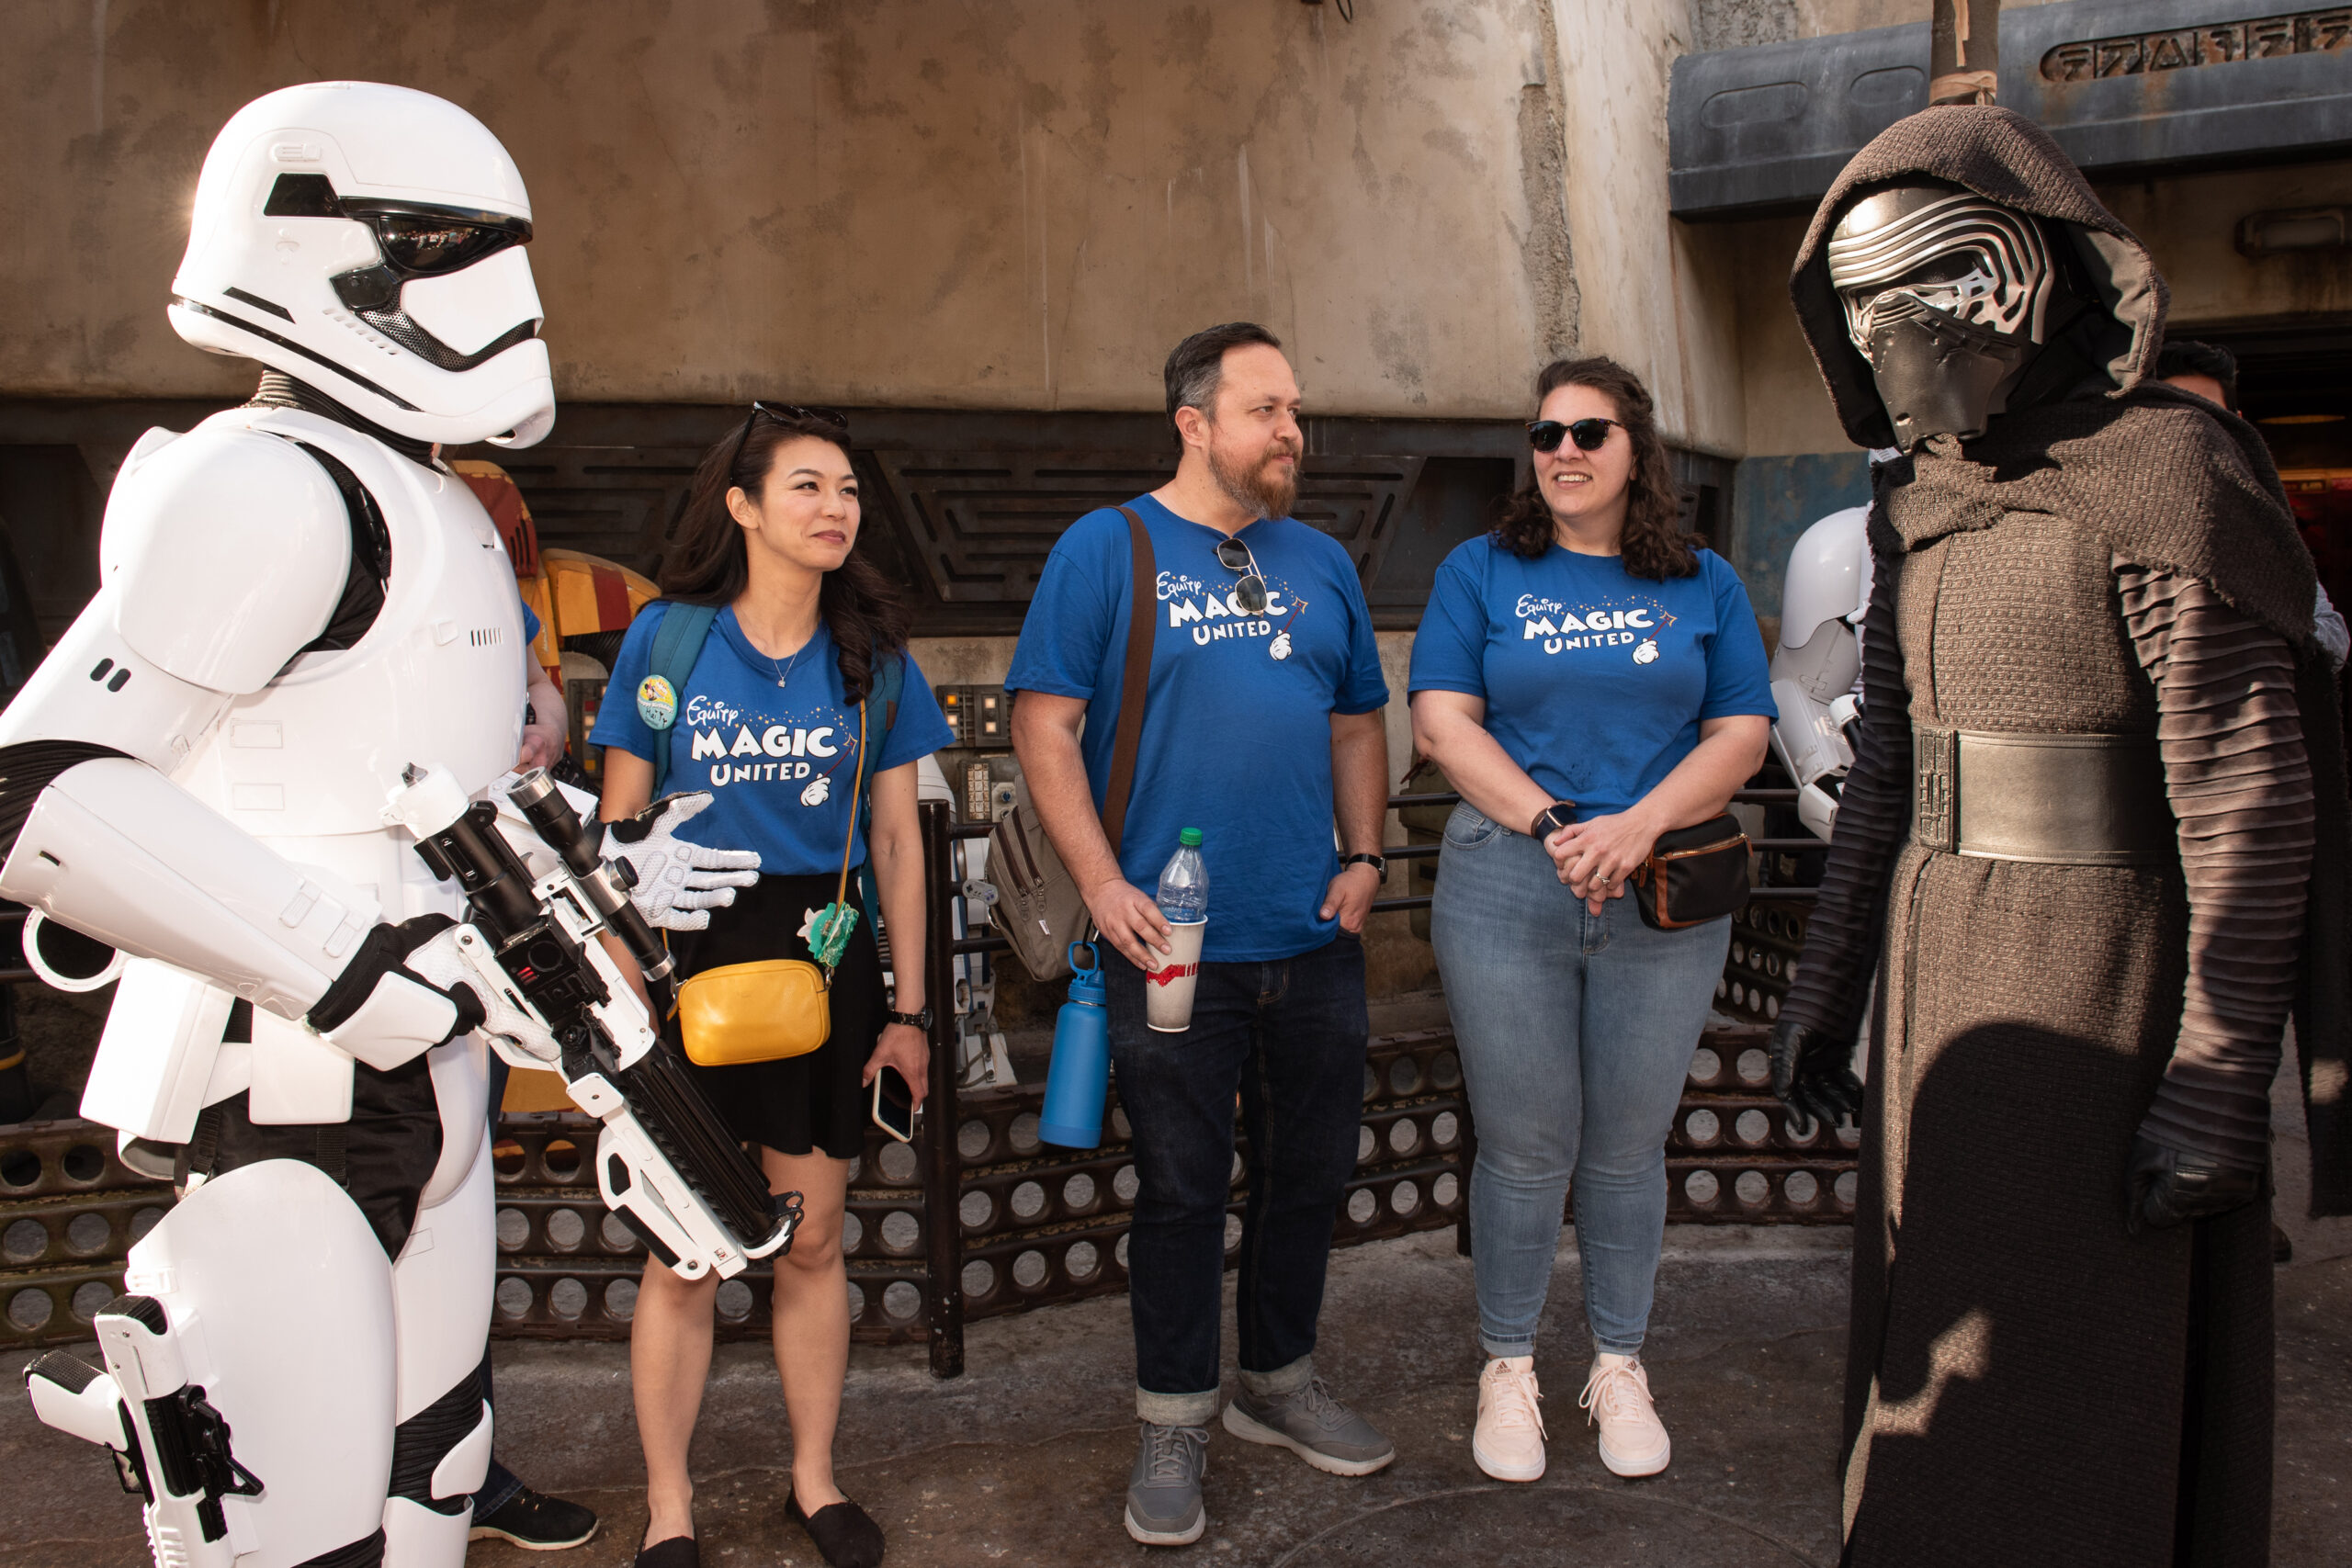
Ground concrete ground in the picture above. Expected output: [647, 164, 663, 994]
[2, 1061, 2346, 1565]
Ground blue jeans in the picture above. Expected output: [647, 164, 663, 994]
[1430, 805, 1730, 1358]
[1105, 933, 1369, 1426]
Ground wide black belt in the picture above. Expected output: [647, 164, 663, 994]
[1912, 728, 2174, 866]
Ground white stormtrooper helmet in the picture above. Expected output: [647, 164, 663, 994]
[167, 81, 554, 448]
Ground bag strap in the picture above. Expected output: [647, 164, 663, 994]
[820, 696, 868, 980]
[853, 653, 902, 935]
[1101, 507, 1156, 854]
[646, 601, 720, 797]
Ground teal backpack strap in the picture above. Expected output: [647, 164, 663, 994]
[855, 651, 906, 930]
[644, 601, 719, 798]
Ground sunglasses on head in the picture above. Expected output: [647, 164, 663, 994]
[1526, 417, 1623, 454]
[726, 400, 854, 478]
[1214, 536, 1270, 615]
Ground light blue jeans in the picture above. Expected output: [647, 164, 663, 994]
[1430, 804, 1732, 1358]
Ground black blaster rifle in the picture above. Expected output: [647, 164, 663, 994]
[391, 762, 797, 1279]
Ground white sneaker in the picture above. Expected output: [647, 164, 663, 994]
[1579, 1352, 1670, 1477]
[1473, 1356, 1546, 1482]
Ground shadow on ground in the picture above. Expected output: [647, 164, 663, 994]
[4, 1055, 2347, 1565]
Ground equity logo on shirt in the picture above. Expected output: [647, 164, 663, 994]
[682, 694, 857, 802]
[1514, 592, 1677, 663]
[1159, 569, 1308, 660]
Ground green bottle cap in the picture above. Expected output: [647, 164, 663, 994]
[1179, 828, 1203, 847]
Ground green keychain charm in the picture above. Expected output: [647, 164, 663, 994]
[799, 901, 860, 972]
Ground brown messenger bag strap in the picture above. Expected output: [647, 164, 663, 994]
[1100, 506, 1156, 855]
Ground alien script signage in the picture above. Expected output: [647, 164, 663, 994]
[2041, 6, 2349, 80]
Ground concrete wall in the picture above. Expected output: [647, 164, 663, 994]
[1551, 0, 1745, 456]
[3, 0, 1574, 420]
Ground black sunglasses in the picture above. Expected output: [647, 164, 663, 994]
[726, 400, 854, 478]
[1527, 417, 1623, 454]
[1214, 536, 1270, 615]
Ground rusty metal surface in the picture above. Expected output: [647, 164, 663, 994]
[0, 1120, 173, 1348]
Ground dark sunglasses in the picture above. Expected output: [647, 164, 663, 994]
[1214, 536, 1270, 615]
[1527, 417, 1623, 454]
[726, 400, 854, 478]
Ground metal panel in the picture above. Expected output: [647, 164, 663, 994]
[1671, 0, 2352, 219]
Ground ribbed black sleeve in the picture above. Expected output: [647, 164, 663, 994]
[1779, 547, 1913, 1043]
[2116, 558, 2315, 1169]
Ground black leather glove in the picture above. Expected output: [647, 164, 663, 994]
[1768, 1019, 1862, 1132]
[2124, 1131, 2263, 1234]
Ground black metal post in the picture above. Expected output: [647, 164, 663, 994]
[918, 799, 966, 1379]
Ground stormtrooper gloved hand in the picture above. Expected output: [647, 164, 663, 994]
[305, 914, 560, 1067]
[1769, 1019, 1864, 1132]
[605, 792, 761, 931]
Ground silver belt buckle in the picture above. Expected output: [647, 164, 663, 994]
[1914, 727, 1956, 852]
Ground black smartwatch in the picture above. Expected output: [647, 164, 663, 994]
[1531, 801, 1578, 838]
[886, 1007, 933, 1031]
[1341, 852, 1386, 875]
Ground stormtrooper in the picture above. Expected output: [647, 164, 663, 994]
[1765, 107, 2350, 1567]
[1768, 500, 1871, 842]
[9, 84, 758, 1568]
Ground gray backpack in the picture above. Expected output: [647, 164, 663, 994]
[989, 507, 1155, 981]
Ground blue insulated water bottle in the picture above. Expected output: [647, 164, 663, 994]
[1039, 942, 1111, 1148]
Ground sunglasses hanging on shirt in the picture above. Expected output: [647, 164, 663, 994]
[1214, 536, 1271, 615]
[1526, 416, 1624, 454]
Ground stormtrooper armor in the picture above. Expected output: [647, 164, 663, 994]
[12, 84, 560, 1568]
[1770, 505, 1873, 841]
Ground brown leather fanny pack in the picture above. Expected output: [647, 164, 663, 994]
[1912, 728, 2174, 866]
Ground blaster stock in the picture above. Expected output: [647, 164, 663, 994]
[392, 763, 798, 1280]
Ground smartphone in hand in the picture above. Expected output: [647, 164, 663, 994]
[872, 1066, 917, 1143]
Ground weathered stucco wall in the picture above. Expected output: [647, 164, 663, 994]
[1550, 0, 1746, 456]
[2, 0, 1575, 418]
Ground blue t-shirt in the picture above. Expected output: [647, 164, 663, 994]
[1409, 538, 1773, 817]
[590, 604, 955, 876]
[1005, 495, 1390, 963]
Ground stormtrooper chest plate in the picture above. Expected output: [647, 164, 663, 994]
[175, 410, 526, 847]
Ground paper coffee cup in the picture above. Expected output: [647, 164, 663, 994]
[1145, 920, 1207, 1032]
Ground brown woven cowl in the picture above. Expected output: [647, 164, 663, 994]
[1778, 106, 2352, 1568]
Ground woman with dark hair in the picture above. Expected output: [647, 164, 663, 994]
[1408, 357, 1773, 1484]
[591, 405, 954, 1568]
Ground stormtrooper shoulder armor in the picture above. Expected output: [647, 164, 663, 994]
[101, 425, 359, 694]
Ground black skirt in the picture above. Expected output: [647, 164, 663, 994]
[665, 869, 884, 1161]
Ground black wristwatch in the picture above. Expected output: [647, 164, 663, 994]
[1341, 852, 1387, 875]
[1531, 801, 1578, 838]
[886, 1007, 933, 1031]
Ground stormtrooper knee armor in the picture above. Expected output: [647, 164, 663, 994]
[13, 82, 557, 1568]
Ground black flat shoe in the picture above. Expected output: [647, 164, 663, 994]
[786, 1492, 885, 1568]
[633, 1537, 698, 1568]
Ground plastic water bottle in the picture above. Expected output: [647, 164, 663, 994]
[1039, 942, 1111, 1148]
[1157, 829, 1208, 922]
[1148, 830, 1209, 1032]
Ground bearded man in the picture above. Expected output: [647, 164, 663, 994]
[1009, 321, 1396, 1546]
[1769, 107, 2352, 1566]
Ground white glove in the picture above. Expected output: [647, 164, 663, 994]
[605, 792, 762, 931]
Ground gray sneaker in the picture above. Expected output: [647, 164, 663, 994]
[1125, 1423, 1209, 1546]
[1222, 1376, 1396, 1476]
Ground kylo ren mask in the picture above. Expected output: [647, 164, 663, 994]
[1826, 183, 2056, 449]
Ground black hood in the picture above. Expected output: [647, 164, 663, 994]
[1790, 105, 2166, 451]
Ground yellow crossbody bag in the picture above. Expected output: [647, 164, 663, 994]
[677, 699, 866, 1067]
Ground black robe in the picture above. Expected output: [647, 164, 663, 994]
[1778, 106, 2352, 1568]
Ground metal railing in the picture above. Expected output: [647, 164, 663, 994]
[0, 789, 1849, 1376]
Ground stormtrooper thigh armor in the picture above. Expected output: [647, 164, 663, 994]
[13, 79, 556, 1568]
